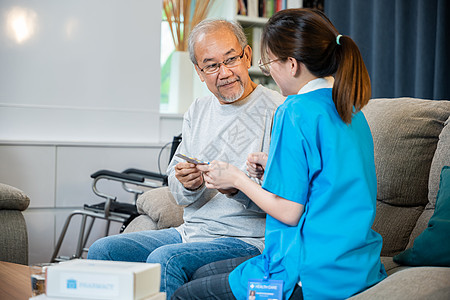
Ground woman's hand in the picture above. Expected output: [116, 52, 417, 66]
[246, 152, 268, 180]
[199, 158, 305, 226]
[197, 160, 243, 190]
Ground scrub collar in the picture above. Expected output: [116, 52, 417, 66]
[298, 76, 334, 95]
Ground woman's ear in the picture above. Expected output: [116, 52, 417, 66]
[288, 57, 300, 77]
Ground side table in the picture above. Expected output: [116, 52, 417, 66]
[0, 261, 32, 300]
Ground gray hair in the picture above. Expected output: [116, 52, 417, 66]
[188, 19, 248, 65]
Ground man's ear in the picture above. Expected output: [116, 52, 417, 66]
[244, 45, 252, 69]
[194, 65, 205, 82]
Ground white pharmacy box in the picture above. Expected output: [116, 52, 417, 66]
[46, 259, 161, 300]
[29, 292, 166, 300]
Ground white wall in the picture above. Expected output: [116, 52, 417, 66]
[0, 1, 185, 264]
[0, 0, 161, 143]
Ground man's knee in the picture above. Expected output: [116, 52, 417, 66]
[87, 235, 130, 260]
[87, 237, 110, 260]
[146, 246, 176, 265]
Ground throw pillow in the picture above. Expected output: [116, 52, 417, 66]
[136, 187, 184, 229]
[393, 166, 450, 266]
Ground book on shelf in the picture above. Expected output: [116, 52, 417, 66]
[265, 0, 275, 17]
[237, 0, 247, 16]
[276, 0, 284, 11]
[237, 0, 284, 18]
[247, 0, 259, 17]
[287, 0, 303, 9]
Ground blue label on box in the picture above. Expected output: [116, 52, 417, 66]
[247, 279, 283, 300]
[66, 279, 77, 289]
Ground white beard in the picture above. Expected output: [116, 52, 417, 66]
[217, 80, 245, 103]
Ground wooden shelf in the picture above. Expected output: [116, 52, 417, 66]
[235, 15, 269, 26]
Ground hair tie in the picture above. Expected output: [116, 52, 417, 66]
[336, 34, 343, 45]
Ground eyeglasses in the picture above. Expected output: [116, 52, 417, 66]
[198, 48, 246, 75]
[258, 58, 283, 76]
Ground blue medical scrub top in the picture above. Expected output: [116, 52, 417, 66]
[229, 89, 386, 300]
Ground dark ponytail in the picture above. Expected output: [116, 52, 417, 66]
[332, 35, 371, 123]
[262, 9, 371, 124]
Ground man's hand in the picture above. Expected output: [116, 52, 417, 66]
[246, 152, 268, 180]
[175, 162, 204, 191]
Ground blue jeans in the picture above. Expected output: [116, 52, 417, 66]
[87, 228, 261, 299]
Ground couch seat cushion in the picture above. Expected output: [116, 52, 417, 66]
[348, 266, 450, 299]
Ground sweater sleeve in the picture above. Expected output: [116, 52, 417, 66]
[167, 108, 214, 206]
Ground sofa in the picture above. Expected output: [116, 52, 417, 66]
[0, 183, 30, 265]
[124, 98, 450, 299]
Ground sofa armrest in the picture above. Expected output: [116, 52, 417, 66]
[0, 183, 29, 265]
[0, 210, 29, 265]
[134, 187, 184, 230]
[0, 183, 30, 211]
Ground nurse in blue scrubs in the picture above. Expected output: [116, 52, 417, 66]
[173, 8, 386, 300]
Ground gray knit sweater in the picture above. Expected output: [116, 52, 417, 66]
[167, 85, 284, 252]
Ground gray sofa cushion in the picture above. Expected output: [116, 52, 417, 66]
[406, 209, 434, 249]
[362, 98, 450, 256]
[407, 116, 450, 247]
[380, 256, 408, 276]
[372, 203, 422, 256]
[427, 116, 450, 207]
[348, 266, 450, 299]
[393, 166, 450, 267]
[0, 183, 30, 211]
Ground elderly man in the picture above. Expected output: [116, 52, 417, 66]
[88, 19, 284, 298]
